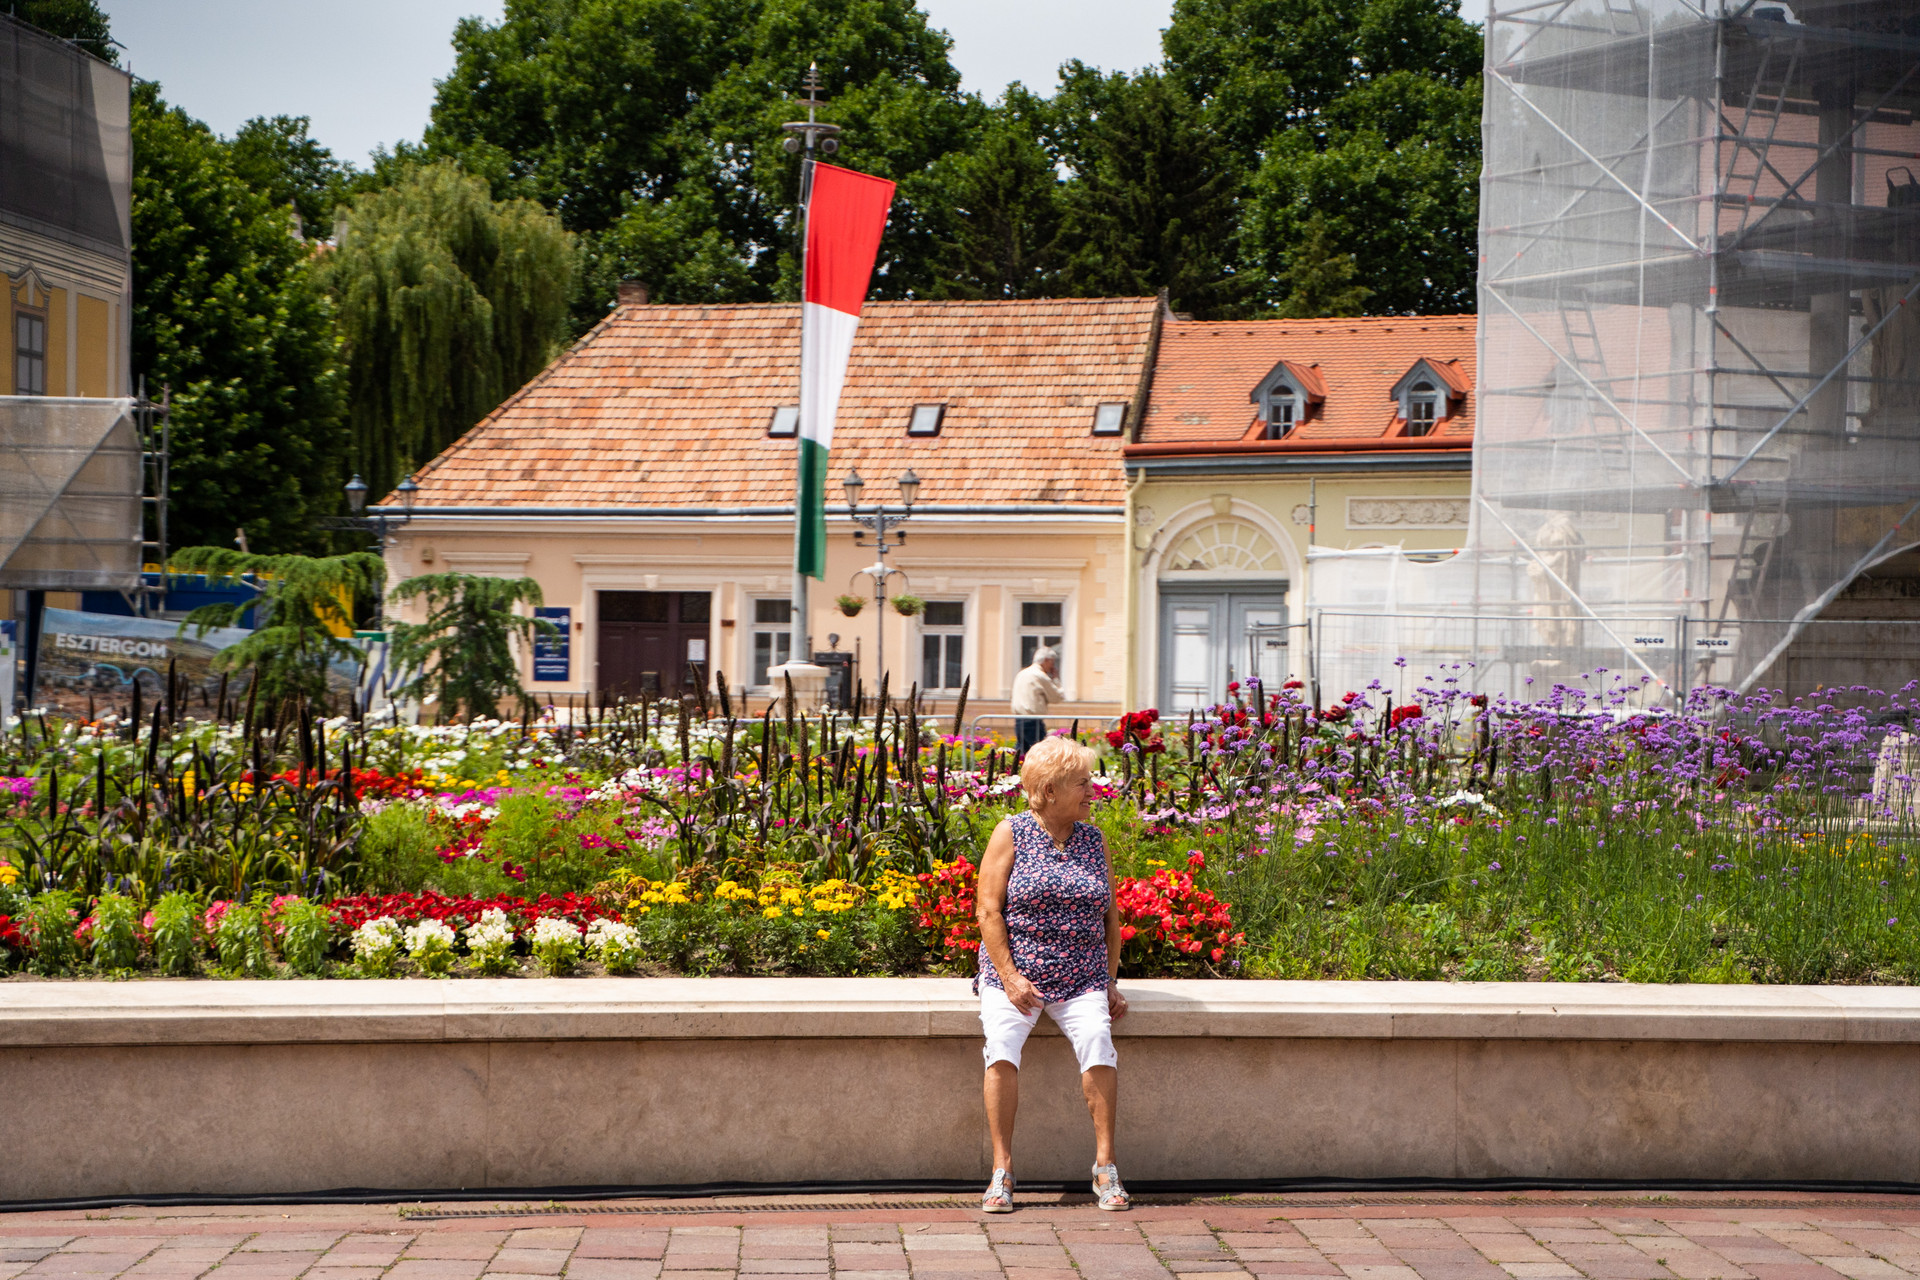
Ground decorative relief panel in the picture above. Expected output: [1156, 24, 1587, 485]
[1162, 519, 1285, 574]
[1346, 497, 1470, 529]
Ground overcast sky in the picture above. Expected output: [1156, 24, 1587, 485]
[100, 0, 1484, 168]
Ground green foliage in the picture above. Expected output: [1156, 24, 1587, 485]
[278, 898, 333, 975]
[1163, 0, 1483, 314]
[1050, 68, 1250, 318]
[24, 891, 80, 975]
[9, 0, 114, 59]
[131, 83, 346, 554]
[425, 0, 980, 323]
[925, 110, 1064, 299]
[150, 893, 200, 976]
[214, 900, 273, 976]
[357, 805, 442, 892]
[319, 163, 575, 500]
[89, 892, 140, 971]
[171, 547, 384, 707]
[228, 116, 355, 238]
[386, 572, 554, 722]
[1270, 211, 1372, 318]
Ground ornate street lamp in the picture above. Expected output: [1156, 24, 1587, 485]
[847, 472, 924, 692]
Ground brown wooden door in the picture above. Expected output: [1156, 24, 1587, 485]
[597, 591, 710, 698]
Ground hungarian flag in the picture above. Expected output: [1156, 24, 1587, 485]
[796, 162, 896, 579]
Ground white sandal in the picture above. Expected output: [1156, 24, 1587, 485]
[982, 1167, 1015, 1213]
[1092, 1162, 1130, 1211]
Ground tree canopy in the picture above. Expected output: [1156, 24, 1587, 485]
[131, 82, 347, 555]
[317, 162, 576, 502]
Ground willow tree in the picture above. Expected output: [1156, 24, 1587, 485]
[320, 162, 575, 502]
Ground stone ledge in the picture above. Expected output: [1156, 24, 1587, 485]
[4, 977, 1919, 1047]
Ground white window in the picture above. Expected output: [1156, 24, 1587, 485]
[920, 600, 965, 691]
[1265, 390, 1298, 439]
[907, 403, 945, 436]
[767, 406, 798, 437]
[1092, 402, 1127, 436]
[1018, 600, 1064, 678]
[751, 598, 792, 687]
[15, 310, 46, 396]
[1406, 381, 1440, 436]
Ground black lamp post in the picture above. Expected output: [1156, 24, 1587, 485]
[846, 470, 923, 689]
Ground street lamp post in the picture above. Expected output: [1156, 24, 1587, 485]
[329, 474, 419, 625]
[844, 469, 920, 694]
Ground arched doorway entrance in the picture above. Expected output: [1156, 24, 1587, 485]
[1155, 517, 1291, 711]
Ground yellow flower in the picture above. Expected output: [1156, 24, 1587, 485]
[0, 863, 17, 886]
[762, 906, 783, 919]
[1146, 859, 1167, 867]
[816, 929, 830, 941]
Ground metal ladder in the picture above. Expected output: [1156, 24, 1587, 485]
[1724, 37, 1801, 243]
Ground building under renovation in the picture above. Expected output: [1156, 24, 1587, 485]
[1312, 0, 1920, 702]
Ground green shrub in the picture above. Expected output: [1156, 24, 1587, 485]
[214, 900, 274, 977]
[150, 893, 200, 975]
[278, 897, 333, 975]
[89, 892, 141, 971]
[25, 891, 80, 975]
[358, 804, 442, 891]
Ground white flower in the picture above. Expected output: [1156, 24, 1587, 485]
[351, 916, 402, 956]
[403, 919, 456, 952]
[531, 916, 582, 945]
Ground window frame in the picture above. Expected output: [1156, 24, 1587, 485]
[1015, 598, 1066, 684]
[767, 405, 799, 438]
[1091, 402, 1128, 436]
[748, 596, 794, 690]
[918, 598, 968, 692]
[1265, 389, 1299, 440]
[1404, 380, 1441, 437]
[14, 305, 47, 397]
[906, 403, 946, 437]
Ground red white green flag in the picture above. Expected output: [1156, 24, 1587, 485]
[797, 162, 896, 579]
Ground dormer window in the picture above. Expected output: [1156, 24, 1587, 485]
[1250, 359, 1326, 440]
[1266, 389, 1299, 439]
[1389, 359, 1467, 436]
[1406, 381, 1440, 436]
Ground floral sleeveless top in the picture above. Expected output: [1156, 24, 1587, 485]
[977, 810, 1113, 1003]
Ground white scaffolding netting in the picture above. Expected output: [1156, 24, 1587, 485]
[0, 395, 141, 590]
[1311, 0, 1920, 703]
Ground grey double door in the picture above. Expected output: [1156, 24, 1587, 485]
[1158, 586, 1288, 712]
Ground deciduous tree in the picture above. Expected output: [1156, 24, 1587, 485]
[132, 83, 346, 554]
[318, 162, 575, 502]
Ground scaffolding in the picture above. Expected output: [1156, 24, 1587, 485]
[1312, 0, 1920, 702]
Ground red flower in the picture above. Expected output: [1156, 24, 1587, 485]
[1283, 680, 1303, 689]
[1389, 704, 1423, 728]
[1187, 851, 1206, 870]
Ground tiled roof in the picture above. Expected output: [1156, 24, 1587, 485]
[1134, 314, 1477, 450]
[403, 297, 1160, 510]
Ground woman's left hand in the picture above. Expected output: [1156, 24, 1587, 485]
[1107, 982, 1128, 1022]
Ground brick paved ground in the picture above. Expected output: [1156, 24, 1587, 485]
[6, 1193, 1920, 1280]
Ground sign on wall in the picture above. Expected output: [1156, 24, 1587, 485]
[533, 607, 571, 682]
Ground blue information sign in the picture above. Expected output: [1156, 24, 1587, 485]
[533, 607, 571, 682]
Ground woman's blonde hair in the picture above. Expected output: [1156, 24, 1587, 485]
[1019, 735, 1097, 810]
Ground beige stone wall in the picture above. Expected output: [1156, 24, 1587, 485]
[386, 514, 1127, 718]
[6, 978, 1920, 1198]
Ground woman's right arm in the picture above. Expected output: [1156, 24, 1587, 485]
[976, 818, 1042, 1014]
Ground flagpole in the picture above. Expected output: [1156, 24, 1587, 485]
[782, 65, 841, 709]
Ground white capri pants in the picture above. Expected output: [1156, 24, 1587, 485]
[980, 984, 1118, 1074]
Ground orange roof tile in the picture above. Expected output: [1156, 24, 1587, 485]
[1134, 314, 1477, 451]
[403, 297, 1160, 510]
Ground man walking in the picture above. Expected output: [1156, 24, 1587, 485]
[1011, 645, 1065, 758]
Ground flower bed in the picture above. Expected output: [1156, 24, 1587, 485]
[5, 672, 1920, 981]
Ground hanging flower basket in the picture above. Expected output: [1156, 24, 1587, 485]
[835, 594, 867, 617]
[891, 594, 926, 617]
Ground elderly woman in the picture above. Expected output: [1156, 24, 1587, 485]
[974, 734, 1129, 1213]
